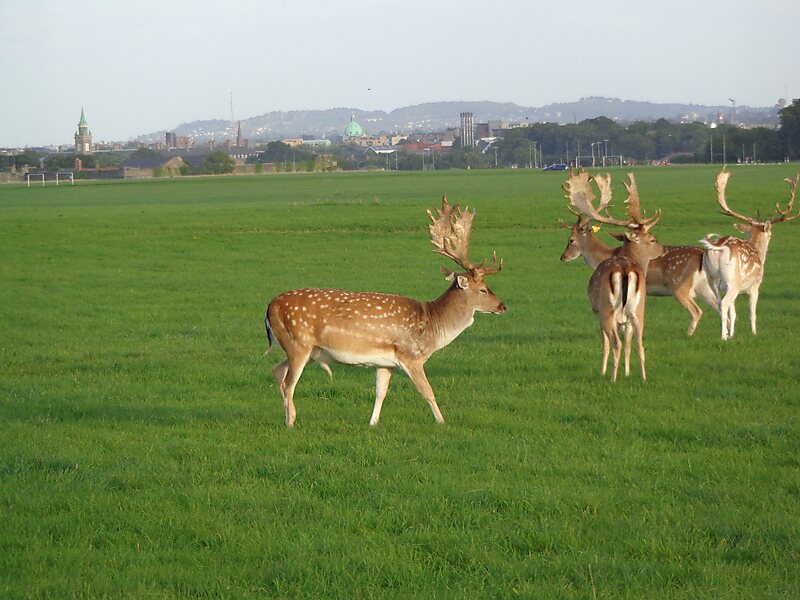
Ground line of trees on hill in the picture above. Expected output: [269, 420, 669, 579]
[495, 116, 786, 167]
[331, 99, 800, 171]
[512, 99, 799, 167]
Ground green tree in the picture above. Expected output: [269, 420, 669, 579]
[44, 154, 77, 171]
[1, 149, 42, 170]
[252, 141, 315, 166]
[130, 148, 160, 159]
[200, 152, 235, 175]
[95, 152, 122, 168]
[779, 98, 800, 160]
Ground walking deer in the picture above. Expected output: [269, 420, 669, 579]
[564, 170, 665, 381]
[700, 168, 799, 340]
[560, 215, 718, 336]
[265, 196, 505, 427]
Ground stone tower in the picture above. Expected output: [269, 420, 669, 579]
[460, 112, 475, 149]
[74, 108, 93, 154]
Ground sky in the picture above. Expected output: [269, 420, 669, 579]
[1, 0, 798, 148]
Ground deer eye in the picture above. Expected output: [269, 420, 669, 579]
[479, 288, 488, 294]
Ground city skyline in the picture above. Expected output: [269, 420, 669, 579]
[2, 0, 798, 148]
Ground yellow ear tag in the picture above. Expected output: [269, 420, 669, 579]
[591, 225, 602, 233]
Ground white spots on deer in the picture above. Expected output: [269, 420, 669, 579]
[264, 195, 505, 427]
[565, 170, 663, 381]
[701, 170, 799, 340]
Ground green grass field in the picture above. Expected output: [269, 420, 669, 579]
[2, 166, 799, 598]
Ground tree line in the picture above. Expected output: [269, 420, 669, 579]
[3, 100, 799, 174]
[333, 99, 800, 171]
[496, 99, 799, 168]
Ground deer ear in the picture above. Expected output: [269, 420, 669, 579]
[609, 232, 627, 241]
[733, 223, 749, 233]
[441, 267, 456, 281]
[456, 275, 470, 289]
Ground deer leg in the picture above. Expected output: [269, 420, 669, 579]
[272, 359, 289, 389]
[622, 322, 632, 377]
[600, 330, 611, 377]
[634, 319, 646, 381]
[402, 361, 445, 424]
[281, 349, 311, 427]
[719, 291, 736, 340]
[610, 331, 622, 383]
[600, 319, 621, 382]
[674, 284, 703, 336]
[369, 367, 393, 426]
[748, 286, 760, 335]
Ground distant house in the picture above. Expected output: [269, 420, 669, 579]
[120, 155, 186, 179]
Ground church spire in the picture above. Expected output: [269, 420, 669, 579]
[75, 107, 93, 154]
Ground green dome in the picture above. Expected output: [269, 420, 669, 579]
[344, 114, 365, 137]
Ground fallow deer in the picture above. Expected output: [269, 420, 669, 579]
[700, 168, 799, 340]
[564, 170, 665, 381]
[560, 215, 718, 336]
[265, 196, 505, 427]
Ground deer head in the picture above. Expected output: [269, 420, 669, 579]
[559, 214, 605, 264]
[564, 169, 664, 266]
[428, 195, 505, 313]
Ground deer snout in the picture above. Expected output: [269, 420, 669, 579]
[494, 301, 507, 314]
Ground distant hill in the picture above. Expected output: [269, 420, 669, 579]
[138, 97, 780, 143]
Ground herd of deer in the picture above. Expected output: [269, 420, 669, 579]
[265, 168, 799, 427]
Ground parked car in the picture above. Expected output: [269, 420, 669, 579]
[543, 163, 568, 171]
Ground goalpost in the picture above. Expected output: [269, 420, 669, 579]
[24, 172, 75, 187]
[26, 173, 45, 187]
[56, 171, 74, 185]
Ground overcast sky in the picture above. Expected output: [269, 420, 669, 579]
[1, 0, 798, 148]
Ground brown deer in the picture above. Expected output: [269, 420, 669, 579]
[265, 196, 505, 427]
[700, 168, 799, 340]
[560, 215, 718, 336]
[564, 170, 665, 381]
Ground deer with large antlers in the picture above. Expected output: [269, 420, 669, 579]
[700, 168, 799, 340]
[265, 196, 505, 427]
[560, 215, 718, 336]
[564, 170, 665, 381]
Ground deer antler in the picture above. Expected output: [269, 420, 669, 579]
[714, 168, 759, 225]
[622, 173, 661, 229]
[768, 174, 800, 224]
[428, 195, 473, 270]
[563, 169, 633, 228]
[428, 195, 503, 277]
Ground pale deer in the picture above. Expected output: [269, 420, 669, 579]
[564, 170, 665, 381]
[700, 168, 799, 340]
[560, 215, 718, 336]
[265, 196, 505, 427]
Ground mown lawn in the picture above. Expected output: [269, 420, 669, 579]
[1, 166, 799, 598]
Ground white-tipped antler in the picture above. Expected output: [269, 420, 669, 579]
[622, 173, 661, 229]
[768, 174, 800, 224]
[428, 195, 503, 277]
[563, 169, 660, 229]
[714, 168, 759, 225]
[714, 168, 800, 226]
[563, 169, 629, 227]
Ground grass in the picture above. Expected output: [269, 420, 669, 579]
[1, 166, 799, 598]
